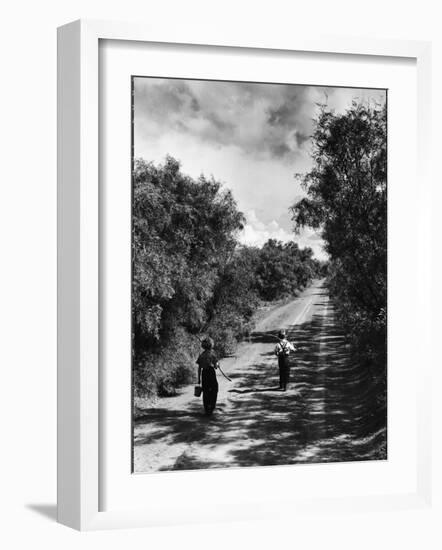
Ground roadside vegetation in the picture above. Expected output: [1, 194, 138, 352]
[292, 101, 387, 427]
[132, 157, 322, 398]
[133, 100, 386, 405]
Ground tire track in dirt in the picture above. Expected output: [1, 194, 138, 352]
[133, 280, 386, 472]
[134, 281, 327, 472]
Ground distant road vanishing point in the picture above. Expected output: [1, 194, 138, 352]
[133, 280, 386, 473]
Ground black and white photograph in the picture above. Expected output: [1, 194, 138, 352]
[131, 77, 387, 473]
[3, 0, 437, 542]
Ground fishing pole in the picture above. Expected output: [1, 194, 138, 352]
[217, 364, 232, 382]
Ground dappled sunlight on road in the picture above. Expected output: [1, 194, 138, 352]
[133, 282, 386, 473]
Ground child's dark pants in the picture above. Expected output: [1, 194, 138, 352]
[278, 355, 290, 390]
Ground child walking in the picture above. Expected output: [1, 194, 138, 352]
[274, 330, 297, 391]
[196, 337, 219, 415]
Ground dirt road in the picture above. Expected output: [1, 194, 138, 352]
[133, 280, 386, 473]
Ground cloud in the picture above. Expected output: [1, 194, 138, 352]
[135, 79, 316, 162]
[239, 210, 328, 261]
[239, 210, 294, 247]
[134, 78, 386, 164]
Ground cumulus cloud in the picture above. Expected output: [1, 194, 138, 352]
[239, 210, 294, 247]
[135, 80, 311, 162]
[134, 78, 386, 164]
[239, 210, 327, 260]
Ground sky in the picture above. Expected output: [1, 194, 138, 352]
[133, 78, 386, 260]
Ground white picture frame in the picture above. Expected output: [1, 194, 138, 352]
[57, 19, 432, 531]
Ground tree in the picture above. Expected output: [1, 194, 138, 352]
[205, 246, 261, 355]
[132, 155, 326, 399]
[291, 102, 387, 384]
[132, 156, 245, 396]
[255, 239, 320, 301]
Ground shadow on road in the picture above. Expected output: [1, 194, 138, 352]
[134, 295, 386, 471]
[228, 386, 282, 394]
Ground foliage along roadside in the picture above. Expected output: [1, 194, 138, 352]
[132, 156, 323, 398]
[292, 101, 387, 424]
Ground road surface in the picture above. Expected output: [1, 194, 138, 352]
[133, 280, 386, 473]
